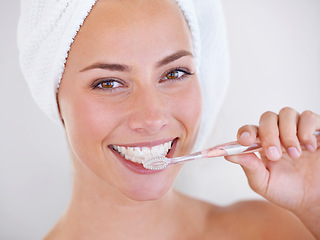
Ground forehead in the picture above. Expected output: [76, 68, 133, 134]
[93, 0, 184, 21]
[67, 0, 193, 67]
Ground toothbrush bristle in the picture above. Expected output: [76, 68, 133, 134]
[142, 157, 169, 170]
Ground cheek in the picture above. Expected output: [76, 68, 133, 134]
[170, 80, 202, 147]
[177, 81, 202, 129]
[59, 91, 122, 163]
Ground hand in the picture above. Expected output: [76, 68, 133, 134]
[225, 108, 320, 235]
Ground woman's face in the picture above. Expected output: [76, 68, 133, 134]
[58, 0, 202, 201]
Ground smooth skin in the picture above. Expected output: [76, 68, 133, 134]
[45, 0, 320, 239]
[56, 0, 201, 202]
[226, 108, 320, 238]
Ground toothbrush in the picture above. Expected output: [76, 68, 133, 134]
[142, 130, 320, 170]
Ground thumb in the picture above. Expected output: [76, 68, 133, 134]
[225, 153, 269, 196]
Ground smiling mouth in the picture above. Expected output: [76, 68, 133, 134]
[111, 140, 174, 164]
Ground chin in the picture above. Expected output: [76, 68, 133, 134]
[117, 170, 178, 202]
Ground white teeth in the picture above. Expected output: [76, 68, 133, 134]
[141, 147, 151, 158]
[164, 142, 169, 152]
[134, 148, 141, 157]
[120, 146, 126, 155]
[127, 147, 133, 156]
[112, 141, 173, 164]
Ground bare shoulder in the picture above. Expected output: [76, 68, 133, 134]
[42, 220, 69, 240]
[203, 200, 314, 240]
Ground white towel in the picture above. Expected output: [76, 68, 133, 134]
[17, 0, 229, 150]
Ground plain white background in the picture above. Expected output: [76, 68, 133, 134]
[1, 0, 319, 239]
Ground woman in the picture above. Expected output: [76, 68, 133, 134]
[18, 0, 320, 239]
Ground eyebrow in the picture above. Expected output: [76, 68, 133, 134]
[80, 63, 131, 72]
[156, 50, 193, 68]
[80, 50, 193, 72]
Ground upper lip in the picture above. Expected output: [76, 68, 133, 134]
[109, 138, 177, 148]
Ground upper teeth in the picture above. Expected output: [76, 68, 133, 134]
[112, 141, 173, 164]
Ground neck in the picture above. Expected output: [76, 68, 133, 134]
[59, 160, 183, 239]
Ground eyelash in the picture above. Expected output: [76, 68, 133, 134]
[91, 78, 125, 91]
[161, 67, 194, 82]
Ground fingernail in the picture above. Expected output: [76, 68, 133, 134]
[240, 132, 250, 140]
[287, 147, 300, 159]
[306, 144, 315, 152]
[267, 146, 281, 160]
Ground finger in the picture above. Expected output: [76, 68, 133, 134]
[225, 154, 269, 195]
[278, 107, 301, 159]
[237, 125, 258, 146]
[259, 111, 282, 161]
[298, 111, 320, 152]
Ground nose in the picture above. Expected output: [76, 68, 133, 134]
[128, 90, 169, 134]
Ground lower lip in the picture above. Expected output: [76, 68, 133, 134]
[110, 139, 177, 175]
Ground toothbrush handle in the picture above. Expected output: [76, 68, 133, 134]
[205, 130, 320, 158]
[169, 142, 260, 164]
[169, 151, 205, 164]
[170, 130, 320, 165]
[204, 141, 261, 158]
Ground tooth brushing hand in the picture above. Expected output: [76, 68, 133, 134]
[225, 108, 320, 238]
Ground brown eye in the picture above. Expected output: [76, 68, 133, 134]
[93, 80, 123, 90]
[101, 81, 115, 88]
[161, 68, 193, 82]
[166, 70, 180, 79]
